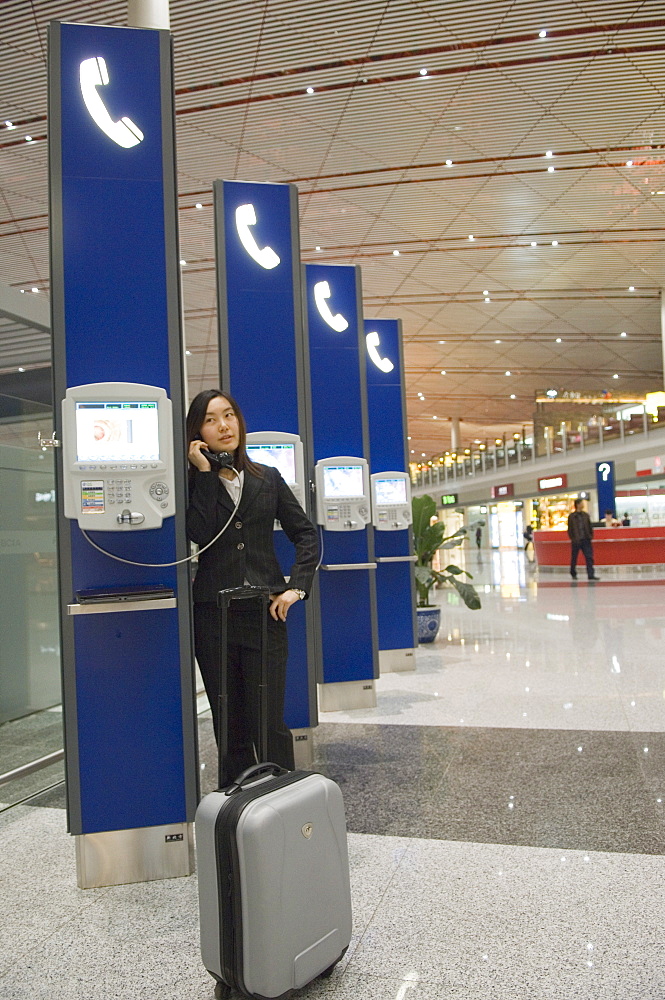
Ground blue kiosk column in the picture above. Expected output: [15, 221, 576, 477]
[49, 22, 198, 887]
[305, 264, 379, 712]
[214, 180, 319, 764]
[365, 319, 418, 671]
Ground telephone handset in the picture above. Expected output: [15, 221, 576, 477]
[313, 281, 349, 332]
[79, 56, 144, 149]
[201, 449, 234, 470]
[366, 331, 395, 373]
[235, 204, 280, 270]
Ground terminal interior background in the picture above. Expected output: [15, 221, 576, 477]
[2, 2, 665, 998]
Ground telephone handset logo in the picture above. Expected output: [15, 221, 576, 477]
[79, 57, 144, 149]
[366, 331, 394, 373]
[235, 204, 280, 269]
[313, 281, 349, 332]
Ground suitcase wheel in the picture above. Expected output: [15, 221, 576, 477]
[319, 962, 338, 979]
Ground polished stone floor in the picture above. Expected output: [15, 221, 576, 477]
[2, 550, 665, 998]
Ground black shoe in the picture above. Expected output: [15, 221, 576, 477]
[570, 574, 577, 580]
[588, 576, 600, 582]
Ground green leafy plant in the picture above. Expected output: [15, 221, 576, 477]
[412, 494, 483, 610]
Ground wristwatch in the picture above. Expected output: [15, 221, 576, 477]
[292, 589, 306, 600]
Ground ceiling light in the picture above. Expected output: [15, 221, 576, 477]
[620, 331, 627, 337]
[419, 68, 428, 76]
[438, 340, 446, 344]
[440, 370, 446, 375]
[552, 240, 559, 246]
[5, 120, 16, 129]
[433, 415, 437, 419]
[31, 287, 39, 293]
[306, 87, 314, 94]
[468, 234, 474, 241]
[613, 373, 619, 379]
[556, 337, 562, 343]
[510, 394, 516, 399]
[392, 249, 400, 256]
[495, 438, 502, 445]
[484, 297, 491, 303]
[531, 241, 537, 247]
[483, 290, 489, 295]
[180, 259, 187, 266]
[626, 160, 633, 167]
[495, 339, 501, 343]
[195, 203, 203, 209]
[25, 135, 33, 142]
[505, 371, 511, 376]
[547, 166, 555, 173]
[539, 30, 547, 38]
[422, 453, 426, 457]
[185, 350, 191, 355]
[18, 367, 25, 372]
[445, 159, 453, 166]
[545, 150, 553, 158]
[407, 436, 411, 440]
[410, 449, 415, 454]
[629, 285, 635, 291]
[315, 246, 322, 251]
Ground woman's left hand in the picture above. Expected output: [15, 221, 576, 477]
[269, 589, 301, 622]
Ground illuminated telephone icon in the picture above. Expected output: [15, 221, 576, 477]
[79, 57, 144, 149]
[313, 281, 348, 332]
[235, 204, 280, 269]
[366, 331, 394, 373]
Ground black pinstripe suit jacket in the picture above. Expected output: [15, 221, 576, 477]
[186, 465, 319, 604]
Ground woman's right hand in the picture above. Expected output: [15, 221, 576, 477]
[188, 439, 212, 472]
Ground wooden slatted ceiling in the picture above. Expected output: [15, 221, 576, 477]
[0, 0, 664, 455]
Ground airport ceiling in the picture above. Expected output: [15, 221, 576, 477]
[1, 1, 665, 458]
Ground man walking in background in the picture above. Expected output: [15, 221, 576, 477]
[567, 498, 600, 582]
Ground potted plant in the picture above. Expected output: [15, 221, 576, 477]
[412, 493, 482, 643]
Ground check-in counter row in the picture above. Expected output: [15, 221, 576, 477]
[533, 526, 665, 566]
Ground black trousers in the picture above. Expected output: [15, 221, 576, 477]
[194, 601, 295, 784]
[570, 537, 595, 578]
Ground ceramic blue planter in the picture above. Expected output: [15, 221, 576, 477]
[416, 606, 441, 643]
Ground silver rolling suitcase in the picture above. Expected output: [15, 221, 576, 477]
[195, 586, 352, 999]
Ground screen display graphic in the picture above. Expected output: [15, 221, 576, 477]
[375, 478, 407, 504]
[246, 443, 296, 483]
[76, 401, 159, 462]
[323, 465, 365, 499]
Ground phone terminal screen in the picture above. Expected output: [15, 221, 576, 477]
[375, 478, 407, 505]
[75, 402, 160, 462]
[246, 443, 296, 484]
[323, 465, 365, 499]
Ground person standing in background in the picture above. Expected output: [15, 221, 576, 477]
[567, 498, 600, 582]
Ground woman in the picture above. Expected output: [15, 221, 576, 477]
[186, 389, 318, 782]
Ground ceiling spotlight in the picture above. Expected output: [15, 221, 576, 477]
[195, 202, 203, 209]
[510, 394, 516, 399]
[468, 234, 475, 241]
[629, 285, 635, 291]
[440, 370, 447, 375]
[25, 135, 33, 142]
[445, 159, 453, 166]
[547, 166, 555, 173]
[545, 150, 554, 158]
[483, 290, 489, 295]
[552, 240, 559, 246]
[556, 337, 562, 343]
[438, 340, 446, 344]
[419, 68, 428, 76]
[433, 415, 438, 419]
[411, 449, 415, 454]
[620, 331, 627, 337]
[18, 367, 25, 372]
[31, 287, 39, 293]
[180, 259, 187, 266]
[484, 297, 491, 303]
[5, 120, 16, 129]
[422, 453, 426, 457]
[626, 160, 633, 167]
[613, 373, 619, 379]
[393, 249, 400, 256]
[505, 371, 511, 376]
[315, 246, 322, 251]
[495, 339, 501, 344]
[531, 241, 537, 247]
[539, 30, 548, 38]
[407, 436, 411, 440]
[306, 87, 314, 94]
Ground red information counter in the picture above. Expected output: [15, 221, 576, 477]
[533, 526, 665, 566]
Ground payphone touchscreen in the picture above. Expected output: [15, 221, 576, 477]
[323, 465, 365, 499]
[75, 401, 160, 463]
[246, 443, 296, 484]
[374, 478, 408, 505]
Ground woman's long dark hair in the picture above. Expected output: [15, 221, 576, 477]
[186, 389, 264, 481]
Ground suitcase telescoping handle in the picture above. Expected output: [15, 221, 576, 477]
[216, 585, 271, 788]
